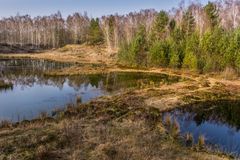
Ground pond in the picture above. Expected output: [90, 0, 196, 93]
[0, 58, 184, 121]
[164, 100, 240, 157]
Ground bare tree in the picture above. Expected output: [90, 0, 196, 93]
[0, 1, 240, 50]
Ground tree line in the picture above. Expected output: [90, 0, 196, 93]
[0, 9, 156, 49]
[0, 0, 240, 73]
[118, 0, 240, 74]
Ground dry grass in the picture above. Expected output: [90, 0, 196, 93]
[221, 67, 239, 80]
[0, 44, 239, 159]
[171, 118, 180, 137]
[164, 115, 180, 137]
[164, 114, 172, 128]
[0, 91, 231, 160]
[198, 135, 206, 149]
[0, 44, 115, 64]
[186, 132, 194, 147]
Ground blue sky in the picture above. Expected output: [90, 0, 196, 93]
[0, 0, 211, 18]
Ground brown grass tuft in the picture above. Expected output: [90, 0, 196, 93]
[198, 135, 205, 149]
[186, 132, 194, 147]
[164, 114, 172, 128]
[76, 95, 82, 105]
[222, 67, 238, 80]
[171, 118, 180, 137]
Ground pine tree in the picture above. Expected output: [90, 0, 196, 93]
[226, 28, 240, 71]
[236, 53, 240, 72]
[200, 28, 226, 72]
[118, 26, 147, 67]
[148, 40, 170, 67]
[88, 18, 104, 45]
[183, 51, 198, 70]
[169, 38, 181, 68]
[204, 2, 219, 29]
[150, 11, 169, 42]
[183, 33, 200, 71]
[169, 19, 176, 33]
[235, 30, 240, 72]
[182, 9, 196, 37]
[169, 27, 186, 68]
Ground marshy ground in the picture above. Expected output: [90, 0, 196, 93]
[0, 45, 240, 160]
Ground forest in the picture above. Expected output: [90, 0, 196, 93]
[0, 0, 240, 73]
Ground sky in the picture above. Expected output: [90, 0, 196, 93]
[0, 0, 211, 19]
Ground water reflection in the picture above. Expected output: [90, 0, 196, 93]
[165, 100, 240, 156]
[0, 58, 183, 121]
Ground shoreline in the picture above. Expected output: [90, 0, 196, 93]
[0, 85, 236, 159]
[0, 46, 239, 159]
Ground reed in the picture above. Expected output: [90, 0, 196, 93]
[198, 135, 205, 149]
[185, 132, 194, 147]
[76, 95, 82, 105]
[171, 118, 180, 137]
[164, 114, 171, 128]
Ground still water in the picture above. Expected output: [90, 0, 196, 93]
[165, 100, 240, 157]
[0, 58, 183, 121]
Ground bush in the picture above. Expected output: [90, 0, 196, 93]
[169, 53, 180, 68]
[183, 51, 198, 70]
